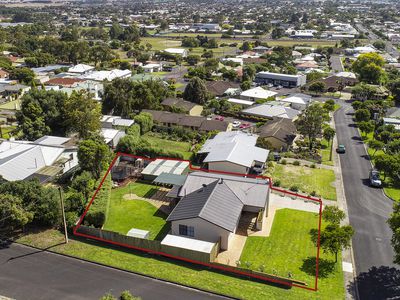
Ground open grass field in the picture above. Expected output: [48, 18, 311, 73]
[240, 209, 344, 295]
[18, 227, 344, 300]
[264, 40, 337, 48]
[143, 133, 193, 160]
[267, 163, 337, 200]
[103, 182, 169, 240]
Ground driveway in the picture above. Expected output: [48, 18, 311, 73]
[0, 243, 231, 300]
[334, 101, 400, 299]
[330, 55, 344, 73]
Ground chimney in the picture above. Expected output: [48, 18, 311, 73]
[201, 183, 207, 192]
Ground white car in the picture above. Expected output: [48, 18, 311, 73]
[232, 121, 242, 127]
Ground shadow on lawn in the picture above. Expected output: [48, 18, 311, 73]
[300, 256, 336, 278]
[143, 188, 159, 198]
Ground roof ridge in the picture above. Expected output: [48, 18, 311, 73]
[222, 180, 246, 205]
[198, 179, 220, 218]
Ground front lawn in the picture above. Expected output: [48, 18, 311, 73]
[143, 133, 193, 160]
[320, 139, 333, 166]
[17, 227, 344, 300]
[267, 163, 337, 200]
[240, 209, 344, 296]
[103, 182, 169, 240]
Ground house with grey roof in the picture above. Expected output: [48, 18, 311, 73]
[167, 172, 270, 250]
[197, 131, 269, 175]
[0, 136, 78, 182]
[242, 103, 300, 121]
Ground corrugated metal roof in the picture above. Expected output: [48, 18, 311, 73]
[167, 180, 243, 232]
[178, 172, 269, 208]
[142, 159, 189, 176]
[153, 172, 187, 186]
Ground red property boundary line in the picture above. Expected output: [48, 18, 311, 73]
[73, 152, 323, 292]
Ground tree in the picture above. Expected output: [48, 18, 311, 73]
[352, 53, 386, 84]
[185, 54, 200, 66]
[240, 80, 251, 90]
[368, 140, 384, 157]
[308, 81, 326, 94]
[0, 194, 33, 230]
[70, 171, 95, 201]
[322, 206, 345, 225]
[323, 99, 335, 112]
[372, 40, 386, 50]
[64, 91, 101, 138]
[295, 104, 329, 150]
[358, 121, 374, 137]
[355, 109, 371, 123]
[183, 77, 209, 104]
[133, 112, 153, 135]
[313, 224, 354, 262]
[242, 64, 256, 82]
[9, 67, 35, 85]
[78, 138, 111, 179]
[109, 22, 123, 40]
[388, 202, 400, 264]
[375, 154, 397, 180]
[16, 98, 50, 140]
[323, 127, 335, 160]
[388, 78, 400, 104]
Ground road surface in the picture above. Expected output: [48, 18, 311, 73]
[330, 55, 344, 73]
[335, 101, 400, 299]
[0, 243, 231, 300]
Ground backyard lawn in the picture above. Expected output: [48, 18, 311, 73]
[102, 182, 169, 240]
[18, 227, 345, 300]
[240, 209, 344, 296]
[143, 133, 193, 160]
[267, 163, 337, 200]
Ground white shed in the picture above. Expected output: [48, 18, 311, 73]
[127, 228, 150, 239]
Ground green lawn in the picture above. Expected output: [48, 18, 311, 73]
[321, 139, 333, 166]
[1, 126, 16, 139]
[143, 133, 193, 160]
[103, 182, 169, 240]
[240, 209, 344, 296]
[0, 99, 20, 110]
[268, 163, 337, 200]
[18, 227, 344, 300]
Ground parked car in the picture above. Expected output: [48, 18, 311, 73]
[232, 121, 241, 127]
[239, 123, 251, 129]
[215, 116, 224, 121]
[369, 169, 382, 187]
[336, 144, 346, 153]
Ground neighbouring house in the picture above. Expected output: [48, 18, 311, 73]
[257, 118, 297, 150]
[101, 115, 134, 129]
[311, 74, 358, 92]
[164, 48, 188, 58]
[242, 103, 300, 120]
[279, 93, 312, 110]
[205, 81, 241, 98]
[161, 98, 203, 116]
[383, 117, 400, 131]
[143, 109, 232, 132]
[101, 128, 126, 148]
[0, 135, 78, 182]
[45, 77, 86, 88]
[252, 46, 270, 54]
[295, 61, 319, 71]
[141, 159, 190, 181]
[0, 84, 30, 101]
[143, 63, 162, 73]
[385, 107, 400, 119]
[255, 71, 307, 87]
[31, 64, 70, 75]
[0, 69, 9, 79]
[167, 172, 270, 250]
[83, 69, 132, 81]
[197, 131, 269, 174]
[243, 57, 268, 65]
[240, 86, 277, 102]
[68, 64, 95, 75]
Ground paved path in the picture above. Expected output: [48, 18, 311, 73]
[0, 243, 231, 300]
[330, 55, 344, 73]
[334, 101, 400, 299]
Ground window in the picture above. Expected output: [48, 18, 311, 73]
[179, 224, 194, 237]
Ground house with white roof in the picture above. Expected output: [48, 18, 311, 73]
[197, 131, 269, 174]
[164, 48, 188, 58]
[101, 115, 134, 129]
[68, 64, 95, 75]
[0, 136, 78, 182]
[279, 93, 312, 110]
[83, 69, 131, 81]
[240, 87, 277, 102]
[242, 103, 300, 120]
[100, 128, 126, 148]
[143, 63, 162, 73]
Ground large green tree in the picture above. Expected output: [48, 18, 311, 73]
[295, 104, 329, 150]
[78, 137, 111, 179]
[352, 53, 386, 84]
[388, 202, 400, 264]
[133, 112, 153, 135]
[16, 99, 50, 141]
[0, 194, 33, 230]
[64, 91, 101, 139]
[183, 76, 209, 105]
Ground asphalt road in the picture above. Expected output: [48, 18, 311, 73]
[334, 102, 400, 299]
[0, 243, 231, 300]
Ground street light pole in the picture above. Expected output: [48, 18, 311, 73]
[59, 187, 69, 244]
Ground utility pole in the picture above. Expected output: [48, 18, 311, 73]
[59, 187, 68, 244]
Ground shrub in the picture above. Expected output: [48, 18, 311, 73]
[273, 180, 281, 187]
[267, 161, 274, 168]
[281, 159, 287, 165]
[310, 190, 317, 197]
[126, 124, 140, 137]
[310, 163, 316, 168]
[84, 174, 111, 228]
[293, 160, 300, 166]
[289, 185, 299, 192]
